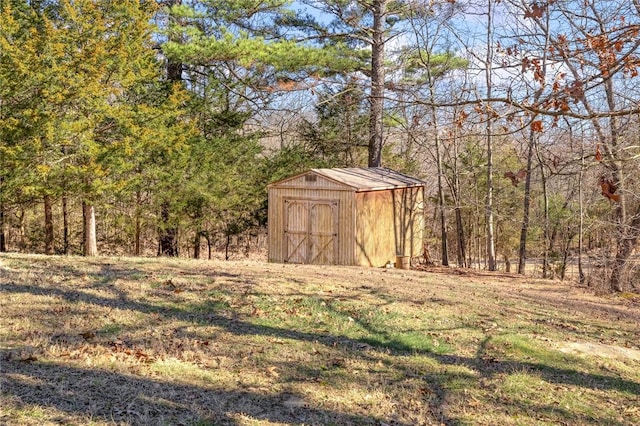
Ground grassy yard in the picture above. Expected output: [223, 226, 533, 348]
[1, 253, 639, 425]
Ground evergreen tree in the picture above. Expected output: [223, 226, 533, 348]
[298, 79, 369, 166]
[0, 0, 185, 255]
[155, 0, 363, 256]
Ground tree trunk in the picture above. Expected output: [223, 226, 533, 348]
[158, 202, 178, 256]
[368, 0, 386, 167]
[83, 201, 98, 257]
[44, 194, 54, 255]
[547, 192, 576, 272]
[485, 122, 496, 271]
[0, 207, 5, 253]
[166, 0, 184, 81]
[454, 206, 466, 268]
[62, 196, 69, 254]
[225, 233, 231, 261]
[474, 175, 482, 269]
[135, 190, 142, 256]
[452, 129, 467, 268]
[541, 174, 550, 278]
[484, 0, 496, 271]
[535, 143, 550, 279]
[435, 133, 449, 266]
[158, 0, 182, 257]
[610, 212, 640, 292]
[194, 231, 201, 259]
[17, 208, 25, 250]
[578, 140, 585, 284]
[0, 176, 5, 252]
[559, 231, 575, 281]
[518, 133, 535, 274]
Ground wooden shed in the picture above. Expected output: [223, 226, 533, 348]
[267, 167, 426, 267]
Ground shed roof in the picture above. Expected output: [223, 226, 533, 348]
[269, 167, 426, 191]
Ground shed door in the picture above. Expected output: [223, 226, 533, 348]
[284, 200, 308, 264]
[284, 199, 338, 264]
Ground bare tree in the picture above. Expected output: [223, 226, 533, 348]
[518, 0, 640, 291]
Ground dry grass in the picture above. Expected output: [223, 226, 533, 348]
[1, 253, 639, 426]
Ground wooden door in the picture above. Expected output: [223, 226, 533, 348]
[284, 200, 308, 263]
[284, 199, 338, 264]
[309, 202, 338, 264]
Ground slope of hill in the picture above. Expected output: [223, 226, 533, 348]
[1, 253, 639, 425]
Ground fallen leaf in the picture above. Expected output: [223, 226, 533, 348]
[133, 348, 153, 363]
[330, 358, 345, 367]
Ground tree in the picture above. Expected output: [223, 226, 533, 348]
[298, 79, 369, 166]
[1, 0, 178, 256]
[158, 0, 364, 257]
[400, 1, 468, 266]
[0, 1, 63, 254]
[294, 0, 411, 167]
[503, 0, 640, 291]
[368, 0, 387, 167]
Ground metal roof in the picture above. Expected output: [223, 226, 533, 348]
[270, 167, 426, 191]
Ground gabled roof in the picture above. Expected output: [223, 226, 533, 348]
[269, 167, 426, 191]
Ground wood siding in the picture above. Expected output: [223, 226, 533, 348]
[274, 173, 351, 191]
[268, 169, 425, 267]
[355, 187, 424, 267]
[268, 186, 355, 265]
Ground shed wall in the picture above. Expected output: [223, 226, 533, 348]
[355, 187, 424, 267]
[268, 186, 355, 265]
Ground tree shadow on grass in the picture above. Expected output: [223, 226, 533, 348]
[4, 278, 640, 385]
[3, 273, 640, 425]
[1, 353, 402, 426]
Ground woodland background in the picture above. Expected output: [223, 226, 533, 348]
[1, 0, 640, 293]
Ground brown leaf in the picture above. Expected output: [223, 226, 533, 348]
[6, 351, 39, 363]
[599, 176, 620, 202]
[330, 358, 346, 367]
[504, 169, 526, 186]
[567, 80, 584, 101]
[524, 3, 545, 19]
[133, 348, 153, 363]
[531, 120, 544, 132]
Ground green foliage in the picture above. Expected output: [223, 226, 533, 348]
[162, 0, 364, 80]
[150, 0, 374, 249]
[262, 144, 332, 183]
[182, 131, 264, 237]
[399, 50, 469, 84]
[297, 81, 369, 167]
[0, 0, 168, 202]
[0, 0, 199, 254]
